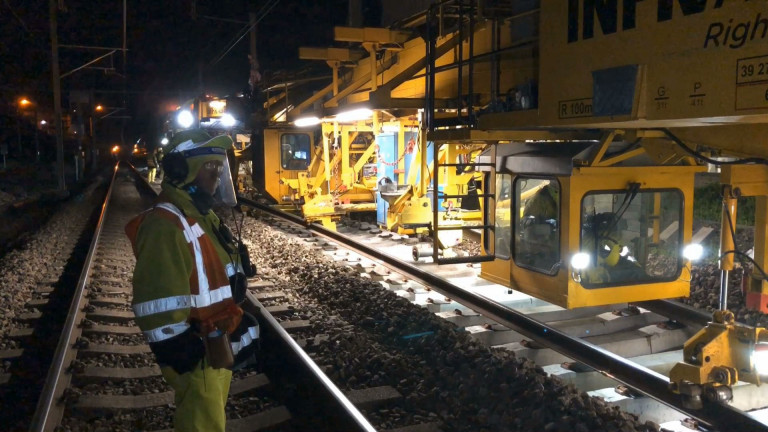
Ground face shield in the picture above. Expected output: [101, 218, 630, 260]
[213, 155, 237, 207]
[173, 137, 238, 207]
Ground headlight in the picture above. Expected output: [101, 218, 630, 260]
[221, 113, 236, 127]
[176, 110, 194, 128]
[683, 243, 704, 261]
[570, 252, 591, 270]
[753, 343, 768, 375]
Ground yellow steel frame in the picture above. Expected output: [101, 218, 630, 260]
[720, 165, 768, 312]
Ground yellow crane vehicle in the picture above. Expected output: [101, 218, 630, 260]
[252, 9, 504, 234]
[410, 0, 768, 411]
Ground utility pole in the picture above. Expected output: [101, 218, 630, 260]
[121, 0, 127, 148]
[50, 0, 65, 191]
[249, 7, 267, 195]
[348, 0, 363, 27]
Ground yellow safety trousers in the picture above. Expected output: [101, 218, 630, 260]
[161, 361, 232, 432]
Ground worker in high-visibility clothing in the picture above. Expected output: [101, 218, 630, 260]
[126, 129, 259, 432]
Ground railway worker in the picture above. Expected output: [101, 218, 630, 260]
[518, 183, 559, 269]
[125, 129, 259, 432]
[146, 147, 158, 183]
[155, 147, 165, 181]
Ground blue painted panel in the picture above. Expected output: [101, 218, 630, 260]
[376, 134, 397, 226]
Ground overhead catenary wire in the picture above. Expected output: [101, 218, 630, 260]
[209, 0, 281, 67]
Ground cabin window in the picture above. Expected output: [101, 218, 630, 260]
[280, 133, 311, 170]
[513, 177, 561, 275]
[494, 174, 512, 259]
[578, 188, 683, 288]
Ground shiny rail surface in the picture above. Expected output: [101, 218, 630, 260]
[29, 164, 374, 432]
[239, 196, 768, 432]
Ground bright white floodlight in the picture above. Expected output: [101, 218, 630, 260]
[294, 116, 321, 127]
[753, 344, 768, 375]
[336, 108, 373, 122]
[161, 137, 169, 146]
[570, 252, 591, 270]
[176, 110, 194, 128]
[221, 113, 236, 127]
[683, 244, 704, 261]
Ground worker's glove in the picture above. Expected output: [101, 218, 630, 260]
[150, 327, 205, 375]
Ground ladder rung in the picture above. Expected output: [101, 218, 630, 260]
[437, 163, 494, 167]
[436, 255, 495, 265]
[435, 225, 493, 231]
[442, 194, 493, 199]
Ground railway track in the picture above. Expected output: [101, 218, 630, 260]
[5, 162, 767, 431]
[237, 199, 768, 432]
[24, 165, 374, 432]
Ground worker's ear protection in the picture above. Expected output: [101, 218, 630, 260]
[162, 152, 188, 184]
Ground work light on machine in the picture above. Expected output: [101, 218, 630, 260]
[336, 108, 373, 123]
[176, 110, 194, 129]
[753, 343, 768, 376]
[294, 116, 321, 127]
[209, 100, 226, 112]
[221, 113, 236, 127]
[570, 252, 591, 270]
[161, 137, 169, 146]
[683, 243, 704, 261]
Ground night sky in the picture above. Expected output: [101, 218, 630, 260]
[0, 0, 380, 144]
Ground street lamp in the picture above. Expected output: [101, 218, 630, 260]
[17, 97, 40, 162]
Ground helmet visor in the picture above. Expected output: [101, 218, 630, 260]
[214, 155, 237, 207]
[173, 137, 237, 207]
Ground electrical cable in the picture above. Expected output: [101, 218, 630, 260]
[230, 206, 246, 267]
[720, 196, 768, 286]
[718, 250, 768, 282]
[209, 0, 281, 67]
[660, 128, 768, 166]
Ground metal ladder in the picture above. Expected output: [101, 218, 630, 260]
[430, 142, 496, 264]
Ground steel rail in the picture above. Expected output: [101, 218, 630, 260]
[239, 197, 768, 432]
[94, 174, 374, 431]
[30, 163, 119, 431]
[637, 299, 712, 329]
[246, 294, 377, 432]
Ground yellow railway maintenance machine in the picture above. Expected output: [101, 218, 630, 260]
[426, 1, 768, 409]
[265, 117, 391, 230]
[276, 13, 519, 233]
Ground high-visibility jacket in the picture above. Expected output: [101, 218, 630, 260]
[125, 186, 255, 372]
